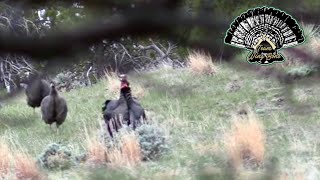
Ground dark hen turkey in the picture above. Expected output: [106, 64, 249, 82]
[40, 82, 68, 131]
[23, 72, 50, 112]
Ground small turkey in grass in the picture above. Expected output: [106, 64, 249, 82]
[40, 82, 68, 132]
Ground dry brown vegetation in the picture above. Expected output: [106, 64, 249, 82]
[14, 153, 45, 180]
[186, 50, 218, 75]
[0, 141, 12, 178]
[85, 136, 108, 168]
[0, 139, 44, 180]
[107, 132, 142, 168]
[132, 84, 147, 99]
[85, 125, 141, 170]
[223, 106, 266, 170]
[104, 71, 121, 96]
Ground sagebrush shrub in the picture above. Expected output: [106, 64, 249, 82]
[135, 124, 169, 161]
[37, 143, 75, 170]
[55, 72, 73, 86]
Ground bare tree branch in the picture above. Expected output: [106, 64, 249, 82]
[119, 43, 132, 58]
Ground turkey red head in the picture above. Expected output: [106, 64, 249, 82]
[120, 79, 129, 89]
[119, 74, 130, 89]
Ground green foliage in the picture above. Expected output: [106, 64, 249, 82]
[136, 124, 169, 161]
[25, 2, 87, 32]
[55, 72, 73, 86]
[37, 143, 75, 170]
[54, 71, 87, 91]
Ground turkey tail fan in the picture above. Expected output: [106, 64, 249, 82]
[224, 6, 305, 50]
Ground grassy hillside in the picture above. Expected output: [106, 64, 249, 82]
[1, 52, 320, 180]
[2, 22, 320, 178]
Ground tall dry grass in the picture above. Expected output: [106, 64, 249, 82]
[107, 131, 142, 168]
[0, 139, 44, 180]
[84, 122, 141, 169]
[186, 50, 218, 75]
[104, 71, 121, 96]
[0, 140, 12, 178]
[85, 136, 108, 168]
[14, 153, 45, 180]
[223, 107, 266, 170]
[84, 121, 108, 168]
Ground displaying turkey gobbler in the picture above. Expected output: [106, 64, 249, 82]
[120, 78, 147, 130]
[40, 82, 68, 130]
[102, 74, 147, 137]
[102, 79, 130, 138]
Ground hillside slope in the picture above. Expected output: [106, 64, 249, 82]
[0, 63, 320, 179]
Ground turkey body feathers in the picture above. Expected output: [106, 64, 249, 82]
[102, 77, 147, 137]
[102, 93, 129, 138]
[40, 85, 68, 127]
[26, 79, 50, 108]
[121, 86, 147, 129]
